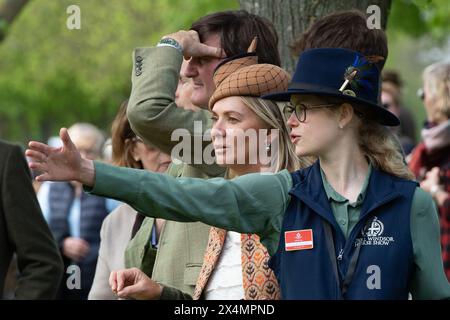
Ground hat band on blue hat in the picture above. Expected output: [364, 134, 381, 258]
[288, 82, 341, 94]
[263, 48, 400, 126]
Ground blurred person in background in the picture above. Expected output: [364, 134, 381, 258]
[382, 70, 417, 155]
[40, 122, 119, 299]
[408, 61, 450, 281]
[382, 70, 417, 145]
[101, 138, 113, 163]
[90, 61, 194, 299]
[88, 101, 171, 299]
[121, 59, 201, 298]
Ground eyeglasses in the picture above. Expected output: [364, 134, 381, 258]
[283, 103, 336, 122]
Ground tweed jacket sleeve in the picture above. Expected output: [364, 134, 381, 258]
[127, 46, 224, 177]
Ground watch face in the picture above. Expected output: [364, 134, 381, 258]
[157, 38, 182, 53]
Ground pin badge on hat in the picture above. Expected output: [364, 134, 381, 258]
[339, 55, 385, 97]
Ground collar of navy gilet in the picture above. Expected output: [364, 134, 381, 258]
[288, 161, 404, 234]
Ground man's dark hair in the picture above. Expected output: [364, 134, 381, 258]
[191, 10, 281, 66]
[291, 10, 388, 63]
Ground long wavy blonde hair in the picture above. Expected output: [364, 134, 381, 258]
[320, 96, 415, 180]
[357, 120, 415, 180]
[240, 97, 313, 172]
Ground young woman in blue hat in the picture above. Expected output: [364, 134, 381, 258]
[27, 41, 450, 299]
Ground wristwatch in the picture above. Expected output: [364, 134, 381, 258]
[157, 38, 183, 55]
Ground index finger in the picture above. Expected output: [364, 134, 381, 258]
[28, 141, 54, 156]
[116, 270, 126, 292]
[109, 271, 118, 292]
[198, 43, 226, 58]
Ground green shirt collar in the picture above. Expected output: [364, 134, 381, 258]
[320, 163, 372, 207]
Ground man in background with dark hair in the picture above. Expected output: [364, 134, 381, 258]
[382, 69, 417, 154]
[290, 10, 412, 156]
[290, 10, 387, 61]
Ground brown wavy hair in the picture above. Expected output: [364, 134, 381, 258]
[291, 10, 388, 63]
[110, 100, 143, 169]
[357, 121, 415, 180]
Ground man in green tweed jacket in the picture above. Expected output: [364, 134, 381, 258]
[124, 11, 281, 299]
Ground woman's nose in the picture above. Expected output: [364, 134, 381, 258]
[286, 113, 299, 128]
[210, 123, 226, 141]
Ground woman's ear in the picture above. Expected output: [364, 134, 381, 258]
[337, 103, 355, 129]
[127, 139, 140, 162]
[264, 129, 279, 152]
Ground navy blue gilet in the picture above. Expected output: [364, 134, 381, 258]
[269, 162, 418, 300]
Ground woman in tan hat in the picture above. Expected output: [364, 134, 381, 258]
[113, 40, 305, 300]
[187, 50, 303, 299]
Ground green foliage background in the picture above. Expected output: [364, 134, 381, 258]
[385, 0, 450, 141]
[0, 0, 448, 145]
[0, 0, 238, 144]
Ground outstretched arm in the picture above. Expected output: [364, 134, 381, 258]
[26, 129, 291, 255]
[88, 160, 291, 239]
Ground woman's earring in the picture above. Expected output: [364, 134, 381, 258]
[266, 143, 271, 151]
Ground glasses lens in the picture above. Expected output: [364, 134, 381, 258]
[296, 104, 306, 122]
[283, 105, 294, 119]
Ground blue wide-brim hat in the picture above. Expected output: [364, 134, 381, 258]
[263, 48, 399, 126]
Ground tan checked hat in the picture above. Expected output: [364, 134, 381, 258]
[208, 38, 290, 110]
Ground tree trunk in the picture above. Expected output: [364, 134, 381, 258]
[239, 0, 391, 74]
[0, 0, 29, 42]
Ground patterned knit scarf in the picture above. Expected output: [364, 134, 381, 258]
[422, 119, 450, 152]
[241, 233, 280, 299]
[193, 227, 280, 300]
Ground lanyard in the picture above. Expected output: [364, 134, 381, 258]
[322, 217, 373, 298]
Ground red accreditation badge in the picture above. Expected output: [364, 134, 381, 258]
[285, 229, 313, 251]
